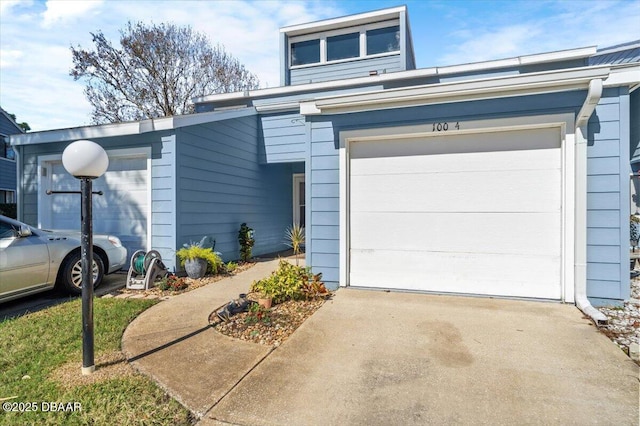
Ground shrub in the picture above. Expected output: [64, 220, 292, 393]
[176, 243, 223, 274]
[245, 303, 271, 325]
[225, 261, 238, 273]
[250, 260, 328, 304]
[238, 223, 255, 262]
[157, 275, 188, 291]
[284, 223, 305, 265]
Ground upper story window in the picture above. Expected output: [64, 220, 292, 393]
[291, 39, 320, 66]
[1, 136, 15, 161]
[327, 32, 359, 61]
[367, 25, 400, 55]
[289, 20, 400, 68]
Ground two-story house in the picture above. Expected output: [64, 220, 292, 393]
[10, 6, 640, 319]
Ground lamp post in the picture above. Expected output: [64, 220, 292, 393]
[62, 140, 109, 375]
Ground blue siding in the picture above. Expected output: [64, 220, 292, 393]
[307, 90, 629, 302]
[260, 113, 306, 163]
[290, 55, 403, 85]
[0, 158, 16, 191]
[0, 111, 23, 137]
[308, 120, 340, 287]
[175, 116, 297, 264]
[586, 87, 629, 304]
[151, 135, 177, 270]
[19, 133, 169, 259]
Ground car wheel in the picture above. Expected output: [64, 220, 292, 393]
[61, 252, 104, 295]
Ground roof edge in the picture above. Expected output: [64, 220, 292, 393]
[194, 45, 599, 106]
[9, 108, 256, 146]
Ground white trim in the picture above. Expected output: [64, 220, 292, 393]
[338, 113, 576, 302]
[10, 108, 257, 146]
[603, 65, 640, 88]
[280, 6, 405, 36]
[194, 46, 603, 106]
[0, 157, 16, 164]
[303, 66, 611, 115]
[339, 145, 348, 286]
[292, 173, 305, 227]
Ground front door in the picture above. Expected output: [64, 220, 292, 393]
[293, 174, 305, 227]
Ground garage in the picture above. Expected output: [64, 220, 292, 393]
[39, 149, 150, 256]
[348, 127, 562, 299]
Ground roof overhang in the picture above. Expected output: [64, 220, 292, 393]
[10, 107, 256, 146]
[192, 46, 597, 106]
[280, 6, 406, 37]
[300, 66, 614, 116]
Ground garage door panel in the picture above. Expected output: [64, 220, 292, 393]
[350, 169, 560, 213]
[351, 128, 559, 158]
[42, 154, 148, 258]
[350, 249, 561, 299]
[349, 128, 562, 299]
[350, 212, 560, 256]
[351, 148, 560, 176]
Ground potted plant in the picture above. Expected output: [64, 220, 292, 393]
[250, 274, 276, 308]
[176, 239, 222, 279]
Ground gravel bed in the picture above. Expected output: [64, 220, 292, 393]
[597, 276, 640, 359]
[112, 261, 256, 297]
[209, 293, 326, 347]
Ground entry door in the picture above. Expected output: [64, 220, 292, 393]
[293, 174, 305, 227]
[348, 128, 562, 300]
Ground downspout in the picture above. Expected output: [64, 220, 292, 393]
[574, 78, 608, 325]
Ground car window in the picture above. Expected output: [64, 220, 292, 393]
[0, 221, 16, 239]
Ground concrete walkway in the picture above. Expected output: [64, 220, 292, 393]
[122, 262, 639, 425]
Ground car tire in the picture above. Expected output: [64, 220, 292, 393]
[60, 252, 104, 295]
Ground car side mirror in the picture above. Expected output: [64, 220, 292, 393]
[17, 226, 32, 238]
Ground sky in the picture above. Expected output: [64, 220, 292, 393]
[1, 0, 639, 132]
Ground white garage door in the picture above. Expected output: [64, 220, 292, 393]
[349, 127, 562, 299]
[41, 152, 149, 257]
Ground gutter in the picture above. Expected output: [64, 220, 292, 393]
[574, 78, 609, 325]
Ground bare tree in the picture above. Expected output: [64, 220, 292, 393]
[70, 21, 259, 124]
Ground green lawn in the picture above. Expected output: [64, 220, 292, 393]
[0, 298, 192, 425]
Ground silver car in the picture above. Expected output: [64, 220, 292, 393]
[0, 215, 127, 302]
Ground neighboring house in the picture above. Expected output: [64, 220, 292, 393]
[10, 7, 640, 314]
[0, 107, 23, 204]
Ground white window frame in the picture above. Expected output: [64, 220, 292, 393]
[289, 19, 400, 69]
[292, 173, 305, 227]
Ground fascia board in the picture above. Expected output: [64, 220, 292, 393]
[303, 66, 611, 115]
[192, 67, 439, 104]
[193, 47, 598, 106]
[10, 107, 257, 146]
[280, 6, 405, 36]
[603, 65, 640, 87]
[519, 46, 597, 64]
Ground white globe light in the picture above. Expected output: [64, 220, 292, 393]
[62, 140, 109, 178]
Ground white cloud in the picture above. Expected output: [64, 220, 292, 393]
[0, 49, 23, 68]
[41, 0, 104, 29]
[0, 0, 341, 130]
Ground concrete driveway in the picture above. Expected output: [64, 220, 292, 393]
[200, 289, 639, 425]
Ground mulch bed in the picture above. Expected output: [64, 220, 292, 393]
[209, 293, 327, 347]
